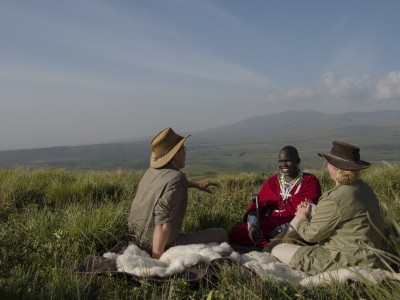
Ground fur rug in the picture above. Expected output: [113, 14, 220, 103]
[104, 242, 240, 278]
[103, 242, 400, 286]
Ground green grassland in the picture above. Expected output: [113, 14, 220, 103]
[1, 164, 400, 299]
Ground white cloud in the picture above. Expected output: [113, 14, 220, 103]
[265, 72, 394, 106]
[322, 72, 373, 101]
[375, 71, 400, 100]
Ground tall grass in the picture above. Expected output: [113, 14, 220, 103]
[0, 168, 142, 221]
[1, 165, 400, 299]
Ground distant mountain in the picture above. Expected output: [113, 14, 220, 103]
[186, 110, 400, 173]
[1, 110, 399, 175]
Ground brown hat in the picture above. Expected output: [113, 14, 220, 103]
[150, 127, 189, 168]
[318, 141, 371, 171]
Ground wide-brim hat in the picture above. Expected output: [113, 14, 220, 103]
[150, 127, 189, 169]
[318, 141, 371, 171]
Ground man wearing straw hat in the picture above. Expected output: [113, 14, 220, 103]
[128, 127, 228, 259]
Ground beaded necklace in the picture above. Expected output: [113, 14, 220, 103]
[278, 171, 303, 207]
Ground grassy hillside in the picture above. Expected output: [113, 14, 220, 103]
[0, 110, 399, 174]
[1, 164, 400, 299]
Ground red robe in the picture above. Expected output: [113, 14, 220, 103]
[229, 173, 321, 247]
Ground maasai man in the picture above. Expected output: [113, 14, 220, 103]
[229, 146, 322, 247]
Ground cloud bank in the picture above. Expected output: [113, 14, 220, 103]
[375, 72, 400, 100]
[266, 71, 400, 106]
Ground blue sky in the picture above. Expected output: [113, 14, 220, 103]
[1, 0, 400, 150]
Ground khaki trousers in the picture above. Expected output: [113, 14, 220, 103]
[169, 228, 228, 248]
[271, 204, 317, 264]
[271, 243, 302, 265]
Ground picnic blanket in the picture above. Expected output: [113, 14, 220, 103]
[74, 241, 400, 286]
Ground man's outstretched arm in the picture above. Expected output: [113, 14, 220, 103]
[187, 180, 217, 194]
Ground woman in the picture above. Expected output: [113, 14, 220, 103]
[271, 141, 385, 275]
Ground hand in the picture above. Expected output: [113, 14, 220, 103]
[248, 225, 262, 244]
[304, 198, 313, 204]
[196, 181, 217, 194]
[295, 201, 311, 220]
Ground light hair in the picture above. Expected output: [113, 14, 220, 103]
[334, 167, 360, 185]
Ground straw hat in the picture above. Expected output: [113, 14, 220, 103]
[318, 141, 371, 171]
[150, 127, 189, 168]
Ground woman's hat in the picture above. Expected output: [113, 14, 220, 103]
[318, 141, 371, 171]
[150, 127, 189, 169]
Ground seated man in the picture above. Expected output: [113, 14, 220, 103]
[229, 146, 322, 248]
[128, 127, 228, 259]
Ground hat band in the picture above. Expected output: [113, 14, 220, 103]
[328, 154, 358, 164]
[153, 140, 181, 161]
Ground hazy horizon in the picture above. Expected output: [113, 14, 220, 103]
[1, 0, 400, 151]
[1, 109, 399, 152]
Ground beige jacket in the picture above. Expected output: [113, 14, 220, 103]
[290, 179, 385, 275]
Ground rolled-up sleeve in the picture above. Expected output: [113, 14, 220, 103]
[154, 180, 186, 226]
[292, 196, 342, 243]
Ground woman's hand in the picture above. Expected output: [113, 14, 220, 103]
[296, 201, 312, 220]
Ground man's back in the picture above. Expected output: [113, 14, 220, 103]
[128, 165, 188, 253]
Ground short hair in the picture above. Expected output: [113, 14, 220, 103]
[334, 167, 360, 185]
[279, 146, 300, 163]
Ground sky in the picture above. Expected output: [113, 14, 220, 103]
[1, 0, 400, 150]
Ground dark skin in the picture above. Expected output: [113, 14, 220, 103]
[278, 147, 300, 183]
[249, 147, 301, 244]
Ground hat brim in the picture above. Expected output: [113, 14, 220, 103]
[318, 153, 371, 171]
[150, 135, 189, 169]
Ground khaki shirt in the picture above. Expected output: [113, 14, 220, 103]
[128, 164, 188, 253]
[290, 179, 385, 275]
